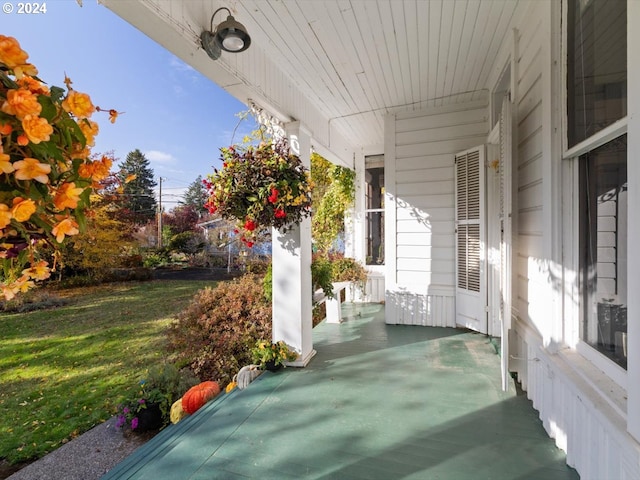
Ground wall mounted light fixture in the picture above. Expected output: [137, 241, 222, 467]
[201, 7, 251, 60]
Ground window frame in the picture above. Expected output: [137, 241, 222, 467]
[364, 156, 385, 267]
[562, 0, 628, 388]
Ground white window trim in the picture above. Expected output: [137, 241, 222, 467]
[561, 0, 628, 390]
[563, 117, 627, 160]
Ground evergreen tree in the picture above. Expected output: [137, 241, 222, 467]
[181, 175, 208, 216]
[119, 149, 157, 225]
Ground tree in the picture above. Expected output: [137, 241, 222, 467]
[59, 198, 136, 279]
[181, 175, 208, 216]
[119, 149, 157, 225]
[164, 204, 200, 235]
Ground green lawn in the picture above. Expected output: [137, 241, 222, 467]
[0, 280, 213, 464]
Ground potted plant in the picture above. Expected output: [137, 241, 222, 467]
[115, 382, 167, 432]
[203, 137, 313, 248]
[115, 363, 199, 432]
[250, 339, 298, 371]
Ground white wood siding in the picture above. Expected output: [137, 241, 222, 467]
[511, 322, 640, 480]
[514, 1, 545, 334]
[386, 99, 489, 326]
[504, 3, 640, 478]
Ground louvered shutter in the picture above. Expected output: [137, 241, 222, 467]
[456, 149, 481, 293]
[455, 146, 486, 333]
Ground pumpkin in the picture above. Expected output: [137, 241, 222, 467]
[181, 380, 220, 414]
[170, 399, 188, 424]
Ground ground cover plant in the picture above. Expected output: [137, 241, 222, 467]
[0, 279, 212, 465]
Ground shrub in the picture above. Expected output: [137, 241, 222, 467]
[166, 273, 272, 386]
[311, 255, 334, 298]
[330, 254, 367, 286]
[0, 290, 67, 313]
[142, 250, 170, 268]
[168, 231, 204, 253]
[263, 263, 272, 302]
[145, 362, 200, 405]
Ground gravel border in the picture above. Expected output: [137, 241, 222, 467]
[6, 416, 152, 480]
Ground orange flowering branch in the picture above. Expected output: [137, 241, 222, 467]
[0, 35, 120, 299]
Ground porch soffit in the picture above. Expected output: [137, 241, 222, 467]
[100, 0, 520, 155]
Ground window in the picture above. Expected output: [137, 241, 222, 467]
[567, 0, 626, 148]
[365, 156, 384, 265]
[579, 136, 627, 368]
[568, 0, 627, 369]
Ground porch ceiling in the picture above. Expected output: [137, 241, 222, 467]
[101, 0, 521, 158]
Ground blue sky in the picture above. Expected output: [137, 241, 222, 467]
[2, 0, 254, 208]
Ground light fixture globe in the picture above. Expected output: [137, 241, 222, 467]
[214, 14, 251, 52]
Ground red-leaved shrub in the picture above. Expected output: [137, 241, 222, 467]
[166, 274, 272, 387]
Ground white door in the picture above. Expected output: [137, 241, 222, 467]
[484, 95, 514, 391]
[499, 95, 513, 391]
[455, 146, 486, 334]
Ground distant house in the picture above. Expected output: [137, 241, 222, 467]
[102, 2, 639, 478]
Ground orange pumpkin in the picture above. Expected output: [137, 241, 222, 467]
[182, 381, 221, 414]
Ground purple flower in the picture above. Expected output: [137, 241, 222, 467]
[115, 415, 125, 428]
[131, 417, 139, 430]
[138, 398, 145, 405]
[123, 407, 130, 414]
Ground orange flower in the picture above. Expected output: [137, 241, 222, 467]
[54, 182, 84, 210]
[108, 109, 119, 123]
[17, 134, 28, 146]
[52, 217, 79, 243]
[70, 143, 91, 160]
[57, 159, 72, 174]
[0, 152, 14, 174]
[79, 119, 99, 147]
[13, 157, 51, 183]
[22, 115, 53, 144]
[0, 123, 12, 135]
[0, 204, 12, 229]
[1, 89, 42, 120]
[13, 275, 35, 293]
[12, 64, 38, 79]
[17, 76, 49, 95]
[61, 90, 95, 119]
[22, 260, 50, 281]
[0, 35, 28, 68]
[96, 106, 121, 124]
[11, 197, 36, 222]
[1, 284, 17, 301]
[78, 156, 112, 182]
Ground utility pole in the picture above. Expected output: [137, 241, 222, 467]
[157, 177, 163, 248]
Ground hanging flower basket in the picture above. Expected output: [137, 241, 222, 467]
[204, 138, 312, 247]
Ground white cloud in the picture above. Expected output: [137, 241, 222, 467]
[169, 55, 196, 74]
[145, 150, 176, 164]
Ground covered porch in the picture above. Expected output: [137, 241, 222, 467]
[103, 304, 577, 480]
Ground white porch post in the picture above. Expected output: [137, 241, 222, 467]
[271, 121, 316, 367]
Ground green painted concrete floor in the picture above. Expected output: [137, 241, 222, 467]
[103, 303, 579, 480]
